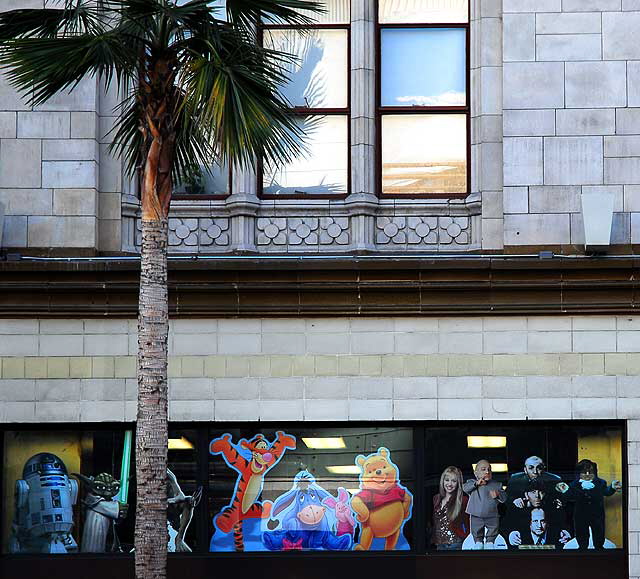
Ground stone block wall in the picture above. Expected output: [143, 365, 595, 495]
[1, 315, 639, 569]
[503, 0, 640, 247]
[0, 0, 124, 254]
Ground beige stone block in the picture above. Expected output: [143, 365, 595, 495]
[482, 376, 526, 398]
[304, 399, 348, 421]
[617, 398, 640, 419]
[262, 333, 306, 355]
[305, 377, 348, 399]
[526, 398, 572, 420]
[0, 140, 41, 188]
[35, 402, 80, 422]
[92, 357, 115, 378]
[204, 356, 225, 377]
[80, 400, 125, 422]
[349, 399, 393, 421]
[628, 354, 640, 376]
[170, 400, 214, 421]
[270, 356, 293, 377]
[167, 357, 181, 378]
[259, 400, 304, 421]
[393, 377, 437, 399]
[36, 379, 80, 402]
[53, 189, 97, 216]
[2, 402, 36, 422]
[582, 354, 605, 374]
[81, 378, 125, 401]
[438, 377, 482, 398]
[492, 355, 518, 376]
[559, 354, 581, 375]
[381, 355, 404, 377]
[292, 356, 315, 376]
[359, 356, 382, 376]
[125, 400, 137, 421]
[425, 355, 448, 377]
[181, 356, 204, 377]
[605, 353, 629, 375]
[483, 398, 527, 420]
[25, 358, 47, 379]
[447, 355, 493, 376]
[404, 355, 427, 376]
[572, 398, 616, 419]
[98, 219, 121, 252]
[393, 399, 438, 420]
[516, 355, 558, 375]
[125, 378, 137, 401]
[2, 357, 25, 378]
[526, 376, 571, 398]
[248, 356, 270, 377]
[260, 377, 303, 400]
[0, 189, 53, 216]
[114, 356, 135, 378]
[571, 375, 617, 397]
[71, 112, 98, 138]
[438, 399, 482, 420]
[337, 356, 360, 376]
[439, 333, 483, 354]
[315, 356, 337, 376]
[225, 356, 249, 378]
[47, 357, 69, 378]
[0, 379, 35, 401]
[172, 377, 214, 400]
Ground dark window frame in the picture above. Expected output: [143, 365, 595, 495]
[376, 0, 471, 199]
[257, 17, 352, 200]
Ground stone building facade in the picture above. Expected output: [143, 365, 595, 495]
[0, 0, 639, 578]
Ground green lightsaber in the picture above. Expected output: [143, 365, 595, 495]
[118, 430, 133, 503]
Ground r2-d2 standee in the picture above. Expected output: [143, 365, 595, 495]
[10, 453, 79, 554]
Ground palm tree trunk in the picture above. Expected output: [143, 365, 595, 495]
[135, 216, 169, 579]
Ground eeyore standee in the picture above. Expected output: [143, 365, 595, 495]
[263, 471, 352, 551]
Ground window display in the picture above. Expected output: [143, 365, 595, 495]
[2, 429, 134, 555]
[0, 421, 625, 558]
[425, 424, 624, 551]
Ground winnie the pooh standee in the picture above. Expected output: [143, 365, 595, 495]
[350, 447, 413, 550]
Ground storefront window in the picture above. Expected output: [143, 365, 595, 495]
[425, 424, 624, 552]
[0, 421, 625, 558]
[2, 429, 134, 555]
[208, 426, 415, 552]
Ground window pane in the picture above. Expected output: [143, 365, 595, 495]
[425, 424, 624, 552]
[263, 115, 348, 195]
[381, 28, 466, 107]
[208, 426, 415, 552]
[382, 114, 467, 195]
[297, 0, 350, 24]
[177, 162, 229, 195]
[168, 429, 201, 553]
[3, 430, 135, 554]
[264, 29, 348, 109]
[379, 0, 468, 23]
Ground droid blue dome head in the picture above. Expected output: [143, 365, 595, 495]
[23, 453, 68, 478]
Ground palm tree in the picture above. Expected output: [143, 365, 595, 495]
[0, 1, 320, 577]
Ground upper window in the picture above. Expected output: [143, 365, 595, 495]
[378, 0, 469, 197]
[260, 0, 350, 198]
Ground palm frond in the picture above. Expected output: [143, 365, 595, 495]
[0, 31, 139, 106]
[225, 0, 324, 29]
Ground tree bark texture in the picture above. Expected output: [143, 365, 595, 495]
[135, 217, 169, 579]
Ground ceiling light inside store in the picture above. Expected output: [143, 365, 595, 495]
[472, 463, 508, 473]
[326, 465, 361, 475]
[302, 437, 346, 449]
[467, 436, 507, 448]
[168, 436, 194, 450]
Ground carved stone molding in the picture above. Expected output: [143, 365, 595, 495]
[375, 216, 471, 247]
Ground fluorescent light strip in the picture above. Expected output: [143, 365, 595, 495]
[326, 465, 361, 475]
[168, 436, 194, 450]
[302, 437, 346, 449]
[467, 436, 507, 448]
